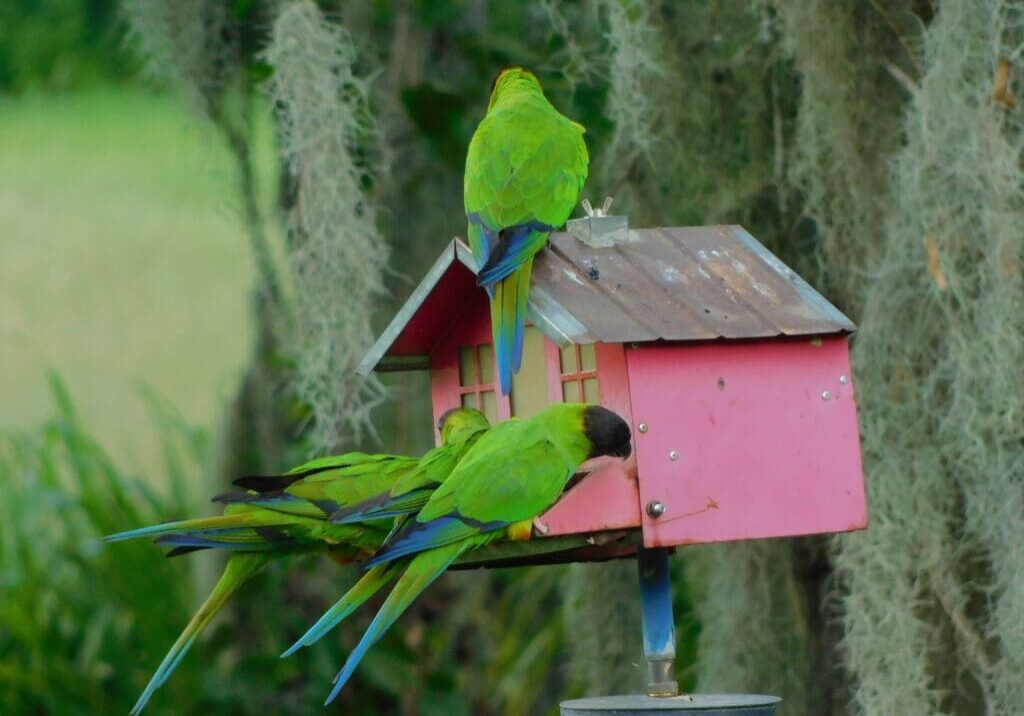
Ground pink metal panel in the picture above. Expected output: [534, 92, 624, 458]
[538, 455, 642, 535]
[626, 335, 867, 547]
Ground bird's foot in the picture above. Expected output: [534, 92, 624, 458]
[506, 519, 540, 541]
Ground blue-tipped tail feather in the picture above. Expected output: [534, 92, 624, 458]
[281, 564, 398, 658]
[324, 544, 465, 705]
[129, 553, 269, 714]
[106, 513, 258, 543]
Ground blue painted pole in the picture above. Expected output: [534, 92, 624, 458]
[636, 547, 679, 697]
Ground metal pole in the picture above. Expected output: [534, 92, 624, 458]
[636, 547, 679, 697]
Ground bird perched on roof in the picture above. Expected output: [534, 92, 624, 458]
[465, 67, 589, 395]
[106, 407, 489, 714]
[284, 403, 631, 705]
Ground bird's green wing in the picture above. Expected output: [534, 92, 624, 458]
[363, 425, 573, 567]
[422, 424, 572, 525]
[465, 102, 588, 233]
[330, 420, 489, 524]
[286, 456, 419, 513]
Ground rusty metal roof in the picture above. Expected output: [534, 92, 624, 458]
[358, 223, 855, 374]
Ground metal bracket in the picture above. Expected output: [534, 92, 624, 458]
[568, 198, 629, 248]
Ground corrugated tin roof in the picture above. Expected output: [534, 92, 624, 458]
[358, 223, 855, 374]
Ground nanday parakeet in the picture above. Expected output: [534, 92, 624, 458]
[295, 403, 631, 705]
[105, 407, 489, 714]
[465, 67, 589, 394]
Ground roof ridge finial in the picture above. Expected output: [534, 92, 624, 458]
[569, 196, 629, 248]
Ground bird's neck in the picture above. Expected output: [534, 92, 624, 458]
[490, 86, 546, 111]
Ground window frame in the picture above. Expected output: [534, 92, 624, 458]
[455, 341, 510, 421]
[549, 342, 601, 404]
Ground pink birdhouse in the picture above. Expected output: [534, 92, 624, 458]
[358, 218, 867, 557]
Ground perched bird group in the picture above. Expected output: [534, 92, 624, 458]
[111, 403, 631, 710]
[111, 68, 607, 711]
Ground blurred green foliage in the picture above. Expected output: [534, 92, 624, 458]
[0, 378, 592, 714]
[0, 0, 133, 92]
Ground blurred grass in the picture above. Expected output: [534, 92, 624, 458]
[0, 374, 207, 714]
[0, 86, 268, 474]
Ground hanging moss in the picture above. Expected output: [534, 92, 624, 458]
[263, 1, 389, 451]
[834, 1, 1024, 714]
[779, 0, 917, 315]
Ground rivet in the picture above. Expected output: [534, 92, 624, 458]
[647, 500, 666, 518]
[822, 390, 831, 401]
[839, 375, 848, 384]
[638, 422, 649, 433]
[669, 450, 679, 461]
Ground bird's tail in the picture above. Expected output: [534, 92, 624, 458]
[106, 512, 261, 543]
[281, 562, 400, 657]
[491, 256, 534, 395]
[324, 542, 466, 704]
[130, 553, 270, 715]
[106, 508, 308, 552]
[329, 487, 433, 525]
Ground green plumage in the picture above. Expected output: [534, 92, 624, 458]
[107, 407, 489, 714]
[308, 403, 632, 703]
[464, 68, 589, 393]
[417, 404, 593, 527]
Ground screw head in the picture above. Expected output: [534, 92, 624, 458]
[839, 375, 849, 384]
[638, 422, 649, 433]
[822, 390, 831, 401]
[669, 450, 679, 461]
[646, 500, 666, 518]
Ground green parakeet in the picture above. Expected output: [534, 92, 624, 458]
[106, 407, 489, 714]
[292, 403, 631, 704]
[465, 67, 589, 394]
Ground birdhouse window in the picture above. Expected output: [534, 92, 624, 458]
[457, 343, 499, 423]
[559, 343, 600, 404]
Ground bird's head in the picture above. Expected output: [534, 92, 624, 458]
[582, 405, 632, 460]
[488, 67, 542, 109]
[437, 407, 490, 445]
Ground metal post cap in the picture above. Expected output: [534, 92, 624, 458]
[560, 694, 781, 716]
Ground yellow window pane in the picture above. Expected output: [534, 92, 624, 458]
[459, 346, 476, 386]
[510, 326, 549, 418]
[562, 380, 581, 402]
[583, 377, 600, 404]
[478, 343, 494, 384]
[461, 392, 478, 409]
[559, 344, 577, 374]
[480, 391, 498, 423]
[580, 343, 597, 372]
